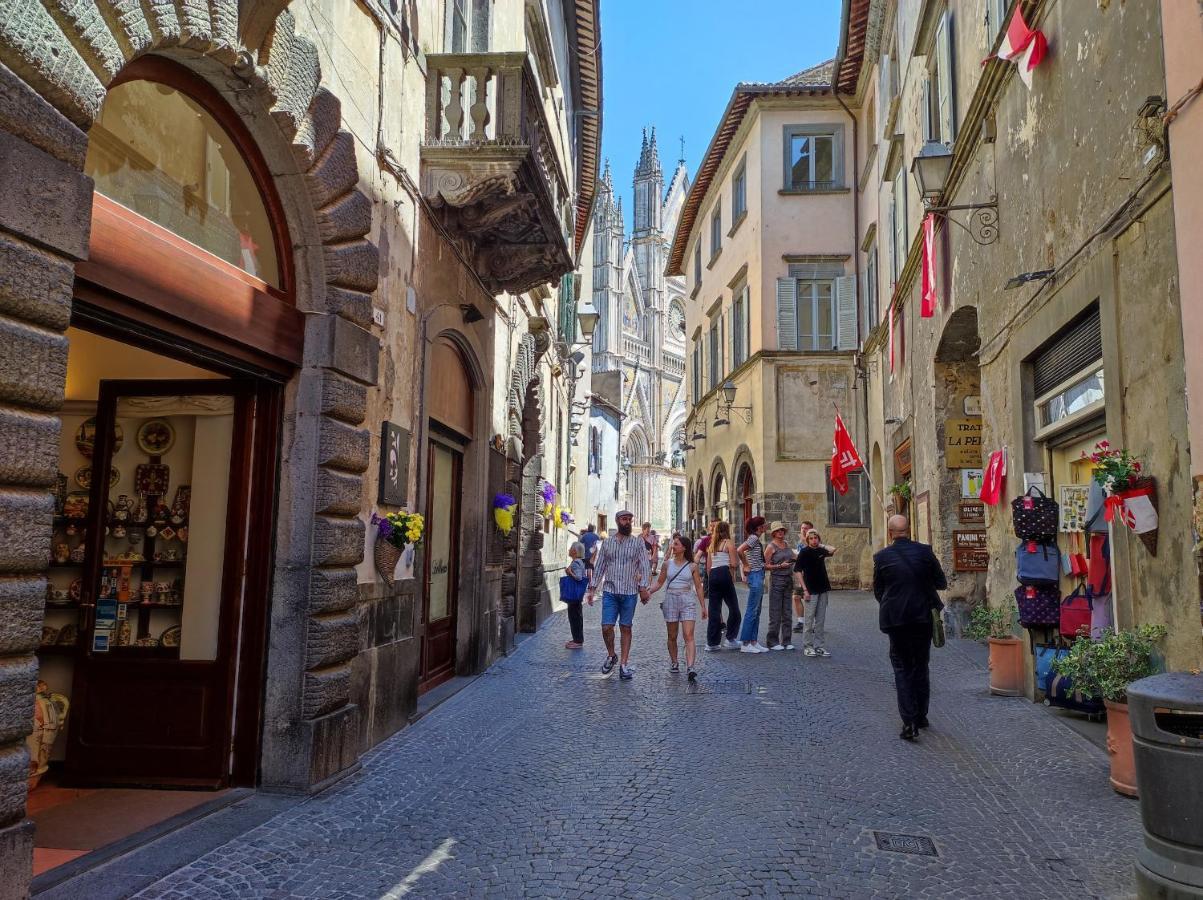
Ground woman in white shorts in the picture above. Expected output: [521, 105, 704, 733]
[649, 533, 706, 681]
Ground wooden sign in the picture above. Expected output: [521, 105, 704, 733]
[945, 417, 983, 468]
[378, 422, 410, 506]
[953, 530, 988, 572]
[958, 500, 985, 525]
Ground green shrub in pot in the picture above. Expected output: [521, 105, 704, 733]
[1052, 624, 1167, 702]
[963, 599, 1017, 642]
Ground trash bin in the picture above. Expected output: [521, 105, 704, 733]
[1128, 671, 1203, 899]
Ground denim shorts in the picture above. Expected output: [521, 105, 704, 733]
[601, 591, 638, 627]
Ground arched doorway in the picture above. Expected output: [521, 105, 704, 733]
[623, 427, 650, 524]
[710, 465, 729, 522]
[423, 338, 475, 692]
[736, 462, 756, 532]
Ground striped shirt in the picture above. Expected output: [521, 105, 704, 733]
[588, 533, 651, 596]
[741, 535, 765, 572]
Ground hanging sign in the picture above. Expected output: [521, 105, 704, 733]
[945, 418, 983, 468]
[953, 530, 989, 571]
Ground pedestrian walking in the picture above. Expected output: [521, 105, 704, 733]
[586, 509, 651, 680]
[562, 541, 588, 649]
[792, 521, 815, 633]
[763, 522, 796, 650]
[649, 533, 706, 680]
[641, 522, 660, 575]
[795, 529, 837, 657]
[694, 518, 717, 601]
[704, 521, 742, 651]
[736, 516, 770, 653]
[580, 523, 601, 575]
[873, 514, 947, 742]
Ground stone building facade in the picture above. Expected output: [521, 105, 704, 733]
[0, 0, 600, 893]
[833, 0, 1202, 673]
[667, 65, 871, 585]
[585, 131, 690, 534]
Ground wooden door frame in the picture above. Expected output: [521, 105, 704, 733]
[419, 428, 465, 693]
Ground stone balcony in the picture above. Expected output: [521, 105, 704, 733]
[422, 53, 575, 296]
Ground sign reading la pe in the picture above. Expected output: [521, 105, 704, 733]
[945, 417, 983, 468]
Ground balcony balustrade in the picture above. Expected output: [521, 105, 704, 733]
[422, 53, 575, 295]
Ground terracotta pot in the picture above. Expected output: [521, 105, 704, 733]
[1105, 699, 1138, 797]
[987, 637, 1024, 696]
[373, 539, 402, 585]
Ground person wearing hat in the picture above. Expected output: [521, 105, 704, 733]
[586, 509, 651, 680]
[763, 522, 797, 650]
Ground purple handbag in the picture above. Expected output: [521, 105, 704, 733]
[1089, 591, 1113, 639]
[1015, 584, 1060, 627]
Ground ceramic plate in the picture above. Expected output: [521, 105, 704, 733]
[159, 625, 181, 648]
[136, 419, 175, 455]
[75, 418, 123, 460]
[74, 465, 119, 490]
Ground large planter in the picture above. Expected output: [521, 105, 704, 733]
[1105, 699, 1138, 797]
[988, 637, 1024, 696]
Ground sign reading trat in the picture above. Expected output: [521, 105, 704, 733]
[945, 417, 983, 468]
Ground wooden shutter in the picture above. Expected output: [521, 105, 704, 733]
[835, 275, 858, 350]
[878, 54, 890, 139]
[936, 11, 956, 143]
[776, 278, 798, 351]
[921, 77, 933, 142]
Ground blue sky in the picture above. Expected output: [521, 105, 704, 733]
[598, 0, 842, 224]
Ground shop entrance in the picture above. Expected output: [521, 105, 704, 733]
[421, 440, 463, 691]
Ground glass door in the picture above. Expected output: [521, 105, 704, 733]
[420, 440, 462, 692]
[65, 378, 252, 785]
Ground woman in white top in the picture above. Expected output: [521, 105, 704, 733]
[705, 521, 742, 651]
[649, 533, 706, 680]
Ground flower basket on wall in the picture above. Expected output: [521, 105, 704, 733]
[1084, 443, 1158, 556]
[493, 493, 517, 535]
[371, 511, 424, 585]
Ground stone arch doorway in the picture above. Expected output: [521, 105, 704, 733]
[736, 462, 756, 534]
[934, 306, 984, 620]
[0, 8, 381, 868]
[623, 425, 651, 524]
[710, 462, 729, 523]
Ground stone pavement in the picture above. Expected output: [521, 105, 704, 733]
[130, 591, 1140, 899]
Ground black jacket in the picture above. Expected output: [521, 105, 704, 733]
[872, 538, 947, 632]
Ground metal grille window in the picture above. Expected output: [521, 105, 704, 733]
[1032, 308, 1103, 396]
[826, 468, 869, 525]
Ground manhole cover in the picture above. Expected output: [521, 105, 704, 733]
[872, 832, 938, 857]
[683, 678, 753, 695]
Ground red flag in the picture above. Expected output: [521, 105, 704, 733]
[921, 214, 937, 318]
[830, 412, 864, 496]
[988, 6, 1048, 90]
[979, 448, 1007, 506]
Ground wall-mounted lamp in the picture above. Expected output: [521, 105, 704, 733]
[576, 305, 599, 341]
[910, 140, 999, 245]
[717, 380, 752, 424]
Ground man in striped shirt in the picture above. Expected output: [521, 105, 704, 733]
[586, 509, 651, 680]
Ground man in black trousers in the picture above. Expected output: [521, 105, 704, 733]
[873, 514, 947, 742]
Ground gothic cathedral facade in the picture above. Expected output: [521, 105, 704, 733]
[586, 131, 690, 533]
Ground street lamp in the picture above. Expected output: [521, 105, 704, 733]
[717, 380, 752, 424]
[577, 305, 599, 341]
[909, 139, 999, 246]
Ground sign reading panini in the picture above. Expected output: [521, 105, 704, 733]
[945, 417, 983, 468]
[953, 530, 988, 572]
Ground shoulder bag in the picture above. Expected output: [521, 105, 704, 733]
[1015, 583, 1060, 627]
[1011, 486, 1059, 540]
[559, 570, 587, 603]
[1015, 540, 1060, 585]
[1059, 584, 1092, 639]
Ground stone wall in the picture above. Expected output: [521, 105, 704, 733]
[757, 492, 872, 589]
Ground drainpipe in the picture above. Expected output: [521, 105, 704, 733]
[834, 91, 869, 466]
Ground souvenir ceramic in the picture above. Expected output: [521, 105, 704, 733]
[63, 492, 88, 518]
[117, 620, 131, 647]
[54, 474, 68, 515]
[134, 636, 158, 648]
[74, 465, 119, 490]
[140, 582, 153, 603]
[49, 590, 68, 604]
[128, 529, 142, 547]
[172, 486, 191, 518]
[159, 526, 175, 542]
[68, 579, 81, 602]
[39, 626, 57, 646]
[27, 680, 69, 788]
[56, 624, 77, 646]
[136, 419, 175, 455]
[132, 498, 147, 524]
[159, 625, 181, 648]
[113, 524, 127, 539]
[177, 527, 188, 544]
[145, 524, 157, 538]
[112, 495, 132, 522]
[69, 545, 86, 564]
[52, 542, 70, 564]
[65, 521, 77, 537]
[75, 418, 122, 460]
[134, 463, 170, 497]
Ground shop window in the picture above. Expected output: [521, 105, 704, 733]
[1030, 306, 1104, 440]
[86, 79, 280, 287]
[826, 467, 870, 526]
[1035, 367, 1105, 439]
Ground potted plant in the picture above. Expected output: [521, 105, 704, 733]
[370, 510, 425, 585]
[1082, 441, 1159, 555]
[889, 480, 912, 514]
[1052, 624, 1167, 797]
[964, 599, 1022, 696]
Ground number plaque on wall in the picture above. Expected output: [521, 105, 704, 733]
[378, 422, 410, 506]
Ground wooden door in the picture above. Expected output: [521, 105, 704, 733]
[65, 378, 254, 786]
[420, 440, 462, 692]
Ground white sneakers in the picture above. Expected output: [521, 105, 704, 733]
[803, 647, 818, 657]
[739, 642, 771, 654]
[723, 638, 741, 650]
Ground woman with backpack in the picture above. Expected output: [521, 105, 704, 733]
[649, 533, 706, 680]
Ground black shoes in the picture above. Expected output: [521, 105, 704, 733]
[900, 724, 919, 742]
[601, 654, 618, 675]
[916, 717, 930, 729]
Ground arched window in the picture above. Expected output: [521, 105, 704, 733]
[85, 68, 286, 289]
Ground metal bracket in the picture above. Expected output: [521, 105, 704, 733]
[927, 198, 999, 246]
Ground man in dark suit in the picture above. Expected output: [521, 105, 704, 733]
[873, 515, 947, 742]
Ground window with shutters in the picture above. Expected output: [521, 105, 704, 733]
[732, 157, 747, 223]
[708, 316, 722, 389]
[710, 205, 722, 260]
[588, 426, 600, 475]
[826, 468, 870, 526]
[891, 167, 908, 281]
[731, 284, 748, 367]
[1031, 306, 1105, 440]
[866, 242, 879, 331]
[924, 12, 956, 145]
[691, 330, 703, 401]
[986, 0, 1009, 45]
[796, 280, 835, 351]
[693, 241, 702, 289]
[783, 125, 845, 191]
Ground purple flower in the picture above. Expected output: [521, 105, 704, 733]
[541, 482, 557, 504]
[493, 492, 517, 509]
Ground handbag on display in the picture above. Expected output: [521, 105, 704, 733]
[1084, 481, 1110, 533]
[1059, 585, 1092, 639]
[1090, 591, 1113, 639]
[1016, 583, 1061, 627]
[1016, 540, 1060, 585]
[1034, 644, 1069, 693]
[1046, 671, 1105, 715]
[1087, 533, 1111, 595]
[1011, 486, 1059, 539]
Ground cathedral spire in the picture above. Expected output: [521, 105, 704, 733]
[635, 125, 661, 178]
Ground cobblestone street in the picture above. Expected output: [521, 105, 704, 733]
[129, 591, 1139, 899]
